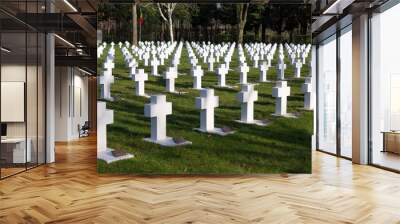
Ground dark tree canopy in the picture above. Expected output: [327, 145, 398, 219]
[98, 3, 311, 43]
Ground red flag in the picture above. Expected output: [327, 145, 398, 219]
[139, 12, 144, 26]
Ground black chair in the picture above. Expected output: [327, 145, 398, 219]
[79, 121, 90, 138]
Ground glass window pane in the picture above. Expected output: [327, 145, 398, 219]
[38, 32, 45, 165]
[1, 31, 28, 177]
[340, 27, 352, 158]
[318, 35, 337, 154]
[27, 31, 38, 169]
[371, 4, 400, 171]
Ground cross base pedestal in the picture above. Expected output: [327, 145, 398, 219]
[137, 93, 150, 98]
[299, 107, 313, 111]
[98, 148, 134, 164]
[193, 127, 235, 136]
[143, 137, 192, 147]
[214, 85, 235, 89]
[168, 90, 188, 95]
[271, 113, 298, 118]
[234, 119, 270, 126]
[102, 96, 114, 101]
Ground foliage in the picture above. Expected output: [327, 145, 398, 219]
[98, 3, 311, 43]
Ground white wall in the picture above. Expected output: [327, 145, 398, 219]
[1, 65, 29, 138]
[55, 67, 89, 141]
[1, 63, 46, 164]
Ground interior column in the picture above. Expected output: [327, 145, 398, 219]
[352, 14, 369, 164]
[46, 0, 55, 163]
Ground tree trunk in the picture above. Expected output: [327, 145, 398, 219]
[238, 23, 244, 43]
[237, 4, 249, 43]
[107, 18, 111, 35]
[168, 14, 174, 42]
[258, 24, 262, 42]
[161, 21, 164, 41]
[262, 26, 266, 42]
[132, 3, 138, 46]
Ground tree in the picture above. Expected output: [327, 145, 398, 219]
[247, 4, 266, 42]
[236, 3, 249, 43]
[157, 3, 177, 42]
[132, 3, 138, 45]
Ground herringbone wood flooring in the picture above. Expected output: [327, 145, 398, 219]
[1, 135, 399, 224]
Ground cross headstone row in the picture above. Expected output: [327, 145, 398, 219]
[99, 41, 314, 151]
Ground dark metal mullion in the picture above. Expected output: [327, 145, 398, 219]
[44, 33, 47, 164]
[316, 44, 320, 150]
[73, 68, 75, 118]
[367, 10, 373, 165]
[36, 0, 39, 167]
[25, 0, 28, 171]
[44, 0, 48, 165]
[336, 26, 341, 157]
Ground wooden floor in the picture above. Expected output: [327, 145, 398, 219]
[0, 136, 400, 224]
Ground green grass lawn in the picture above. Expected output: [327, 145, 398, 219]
[97, 43, 312, 174]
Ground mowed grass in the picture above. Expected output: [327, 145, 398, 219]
[97, 43, 312, 174]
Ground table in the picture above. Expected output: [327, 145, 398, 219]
[382, 131, 400, 154]
[1, 138, 31, 163]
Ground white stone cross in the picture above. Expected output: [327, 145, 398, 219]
[107, 51, 115, 62]
[239, 55, 246, 64]
[295, 61, 303, 78]
[144, 95, 172, 142]
[151, 57, 160, 76]
[132, 69, 148, 96]
[215, 52, 221, 62]
[129, 59, 138, 77]
[159, 53, 166, 65]
[224, 57, 231, 70]
[237, 84, 258, 123]
[259, 61, 270, 82]
[290, 54, 296, 65]
[208, 56, 215, 72]
[239, 63, 250, 84]
[276, 62, 287, 80]
[195, 89, 219, 132]
[267, 54, 273, 67]
[138, 50, 143, 60]
[97, 101, 135, 163]
[143, 53, 150, 66]
[301, 52, 307, 64]
[217, 64, 228, 87]
[301, 77, 313, 110]
[164, 67, 178, 92]
[253, 54, 260, 68]
[103, 60, 115, 74]
[97, 101, 113, 158]
[172, 56, 180, 68]
[191, 65, 204, 89]
[278, 53, 284, 64]
[100, 71, 114, 101]
[272, 81, 291, 116]
[202, 53, 208, 63]
[190, 58, 198, 67]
